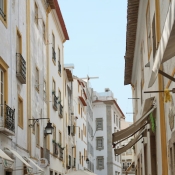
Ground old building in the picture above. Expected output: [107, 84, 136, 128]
[113, 0, 175, 175]
[93, 89, 123, 175]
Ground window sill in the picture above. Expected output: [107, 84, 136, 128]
[0, 16, 7, 28]
[36, 144, 40, 148]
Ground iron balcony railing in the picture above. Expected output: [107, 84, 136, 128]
[44, 148, 50, 164]
[59, 104, 63, 117]
[0, 102, 15, 134]
[53, 143, 58, 156]
[58, 61, 61, 73]
[16, 53, 26, 84]
[59, 147, 63, 160]
[52, 93, 58, 111]
[0, 8, 6, 21]
[52, 47, 56, 62]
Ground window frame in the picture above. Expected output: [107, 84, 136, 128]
[97, 156, 104, 170]
[0, 0, 7, 26]
[96, 137, 104, 150]
[18, 95, 23, 129]
[96, 118, 103, 131]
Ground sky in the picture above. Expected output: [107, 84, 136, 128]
[59, 0, 133, 122]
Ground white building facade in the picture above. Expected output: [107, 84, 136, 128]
[93, 89, 123, 175]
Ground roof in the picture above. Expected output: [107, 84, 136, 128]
[79, 96, 87, 106]
[65, 68, 73, 81]
[124, 0, 140, 85]
[93, 100, 125, 118]
[53, 0, 69, 41]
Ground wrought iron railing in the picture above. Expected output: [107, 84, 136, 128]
[58, 61, 61, 73]
[0, 103, 15, 133]
[44, 148, 50, 164]
[52, 93, 58, 111]
[69, 155, 71, 167]
[52, 47, 56, 62]
[0, 8, 6, 21]
[59, 104, 63, 117]
[59, 147, 63, 160]
[53, 143, 58, 156]
[16, 53, 26, 84]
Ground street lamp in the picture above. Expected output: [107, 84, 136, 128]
[44, 120, 54, 135]
[82, 156, 89, 164]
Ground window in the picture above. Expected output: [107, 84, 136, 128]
[146, 0, 152, 59]
[52, 79, 55, 92]
[43, 80, 46, 100]
[35, 67, 39, 92]
[43, 21, 45, 40]
[96, 137, 104, 150]
[81, 107, 82, 118]
[16, 29, 22, 54]
[114, 112, 115, 123]
[0, 69, 4, 118]
[52, 33, 56, 62]
[58, 90, 61, 103]
[59, 131, 61, 145]
[36, 123, 40, 146]
[152, 14, 156, 60]
[116, 116, 118, 127]
[119, 119, 121, 129]
[0, 0, 6, 21]
[53, 126, 56, 141]
[50, 171, 53, 175]
[78, 103, 80, 114]
[68, 126, 70, 136]
[35, 3, 38, 25]
[81, 130, 83, 140]
[97, 156, 104, 170]
[18, 96, 23, 128]
[32, 117, 35, 134]
[96, 118, 103, 130]
[58, 48, 61, 74]
[79, 127, 80, 138]
[79, 152, 81, 163]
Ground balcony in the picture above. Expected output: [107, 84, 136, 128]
[59, 104, 63, 118]
[53, 143, 58, 156]
[0, 103, 15, 136]
[58, 147, 63, 160]
[43, 148, 50, 164]
[52, 92, 58, 111]
[0, 7, 6, 21]
[52, 47, 56, 62]
[16, 53, 26, 84]
[58, 61, 61, 74]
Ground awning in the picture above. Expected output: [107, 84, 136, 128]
[112, 97, 156, 143]
[79, 96, 87, 106]
[4, 148, 32, 173]
[148, 0, 175, 87]
[65, 170, 97, 175]
[23, 157, 44, 173]
[0, 149, 14, 169]
[114, 129, 144, 155]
